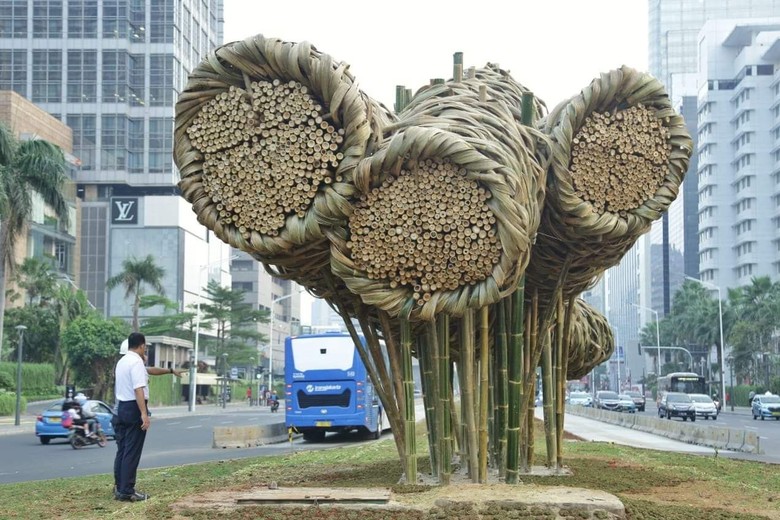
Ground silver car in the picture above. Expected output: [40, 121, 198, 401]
[688, 393, 718, 420]
[568, 391, 592, 407]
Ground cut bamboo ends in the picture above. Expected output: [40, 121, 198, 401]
[527, 66, 693, 300]
[174, 34, 392, 262]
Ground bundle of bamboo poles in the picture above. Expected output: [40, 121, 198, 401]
[525, 66, 693, 302]
[564, 299, 615, 379]
[331, 65, 548, 321]
[174, 34, 393, 266]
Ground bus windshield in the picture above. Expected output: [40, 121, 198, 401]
[657, 372, 705, 396]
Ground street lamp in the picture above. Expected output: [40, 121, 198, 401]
[57, 274, 97, 310]
[14, 325, 26, 427]
[190, 255, 237, 412]
[631, 303, 661, 378]
[221, 353, 229, 409]
[727, 355, 735, 411]
[685, 275, 726, 408]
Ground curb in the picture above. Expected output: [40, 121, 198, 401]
[567, 406, 762, 454]
[213, 422, 289, 448]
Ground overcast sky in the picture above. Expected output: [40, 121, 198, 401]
[221, 0, 649, 324]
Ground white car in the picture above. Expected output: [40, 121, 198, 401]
[688, 393, 718, 420]
[568, 391, 592, 407]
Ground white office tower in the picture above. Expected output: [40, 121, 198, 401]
[697, 20, 780, 288]
[0, 0, 230, 319]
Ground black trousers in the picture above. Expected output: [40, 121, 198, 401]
[113, 400, 147, 495]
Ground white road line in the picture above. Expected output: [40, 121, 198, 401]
[167, 421, 181, 425]
[186, 425, 202, 429]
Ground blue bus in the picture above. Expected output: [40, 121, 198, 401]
[284, 332, 383, 442]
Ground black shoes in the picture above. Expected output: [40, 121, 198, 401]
[116, 491, 150, 502]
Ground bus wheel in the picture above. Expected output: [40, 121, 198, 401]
[303, 430, 326, 443]
[373, 412, 383, 440]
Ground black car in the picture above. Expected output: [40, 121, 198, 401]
[624, 390, 646, 412]
[594, 391, 621, 411]
[658, 392, 696, 421]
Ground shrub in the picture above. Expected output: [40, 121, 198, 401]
[0, 362, 56, 396]
[0, 371, 13, 390]
[0, 391, 26, 416]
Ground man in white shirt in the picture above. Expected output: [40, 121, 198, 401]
[113, 332, 153, 502]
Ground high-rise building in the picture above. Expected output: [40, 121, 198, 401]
[697, 19, 779, 288]
[0, 0, 230, 321]
[230, 250, 302, 377]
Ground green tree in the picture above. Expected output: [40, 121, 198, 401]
[61, 315, 129, 401]
[138, 294, 199, 340]
[727, 276, 780, 384]
[11, 257, 58, 306]
[2, 305, 59, 363]
[106, 255, 165, 332]
[51, 284, 95, 384]
[200, 280, 268, 375]
[0, 123, 70, 361]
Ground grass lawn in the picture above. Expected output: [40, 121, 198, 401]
[0, 423, 778, 519]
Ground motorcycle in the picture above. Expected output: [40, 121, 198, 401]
[712, 396, 722, 413]
[69, 421, 108, 449]
[269, 398, 280, 413]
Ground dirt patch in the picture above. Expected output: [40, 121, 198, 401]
[171, 484, 625, 519]
[622, 481, 780, 520]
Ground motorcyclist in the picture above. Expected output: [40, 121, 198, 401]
[269, 392, 279, 412]
[75, 395, 98, 438]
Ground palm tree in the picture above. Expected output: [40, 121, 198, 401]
[13, 257, 58, 306]
[106, 255, 166, 332]
[0, 123, 70, 360]
[51, 283, 94, 384]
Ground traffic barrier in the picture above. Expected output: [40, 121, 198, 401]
[565, 405, 761, 454]
[213, 422, 288, 448]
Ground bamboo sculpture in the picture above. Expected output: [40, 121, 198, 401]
[174, 34, 692, 486]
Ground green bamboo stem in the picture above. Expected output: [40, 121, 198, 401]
[460, 310, 479, 481]
[525, 291, 539, 469]
[438, 315, 452, 484]
[418, 332, 438, 478]
[379, 311, 407, 428]
[428, 319, 445, 483]
[478, 306, 490, 483]
[520, 300, 531, 471]
[553, 296, 564, 469]
[556, 297, 576, 467]
[495, 301, 509, 477]
[541, 325, 557, 469]
[400, 317, 417, 483]
[505, 278, 525, 484]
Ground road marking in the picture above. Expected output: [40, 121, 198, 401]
[186, 425, 202, 429]
[744, 426, 758, 431]
[167, 421, 181, 425]
[220, 421, 234, 424]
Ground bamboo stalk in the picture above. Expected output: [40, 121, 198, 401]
[556, 297, 576, 467]
[418, 332, 438, 478]
[438, 315, 452, 484]
[478, 305, 490, 483]
[460, 310, 479, 481]
[428, 319, 446, 483]
[400, 317, 418, 483]
[505, 278, 525, 484]
[541, 322, 557, 469]
[495, 301, 509, 478]
[526, 291, 539, 469]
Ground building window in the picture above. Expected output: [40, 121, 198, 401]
[102, 50, 128, 103]
[148, 118, 173, 173]
[129, 0, 144, 41]
[0, 0, 28, 38]
[67, 0, 97, 38]
[67, 115, 96, 170]
[232, 282, 254, 293]
[32, 50, 62, 103]
[149, 0, 174, 43]
[149, 54, 174, 106]
[128, 118, 144, 173]
[32, 0, 62, 37]
[102, 0, 127, 38]
[67, 50, 97, 103]
[101, 115, 127, 171]
[129, 54, 145, 106]
[0, 49, 27, 96]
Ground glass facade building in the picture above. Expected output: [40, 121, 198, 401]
[0, 0, 229, 319]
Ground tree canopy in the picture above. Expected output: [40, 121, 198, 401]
[106, 255, 166, 332]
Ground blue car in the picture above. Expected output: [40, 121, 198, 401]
[35, 399, 116, 444]
[751, 394, 780, 421]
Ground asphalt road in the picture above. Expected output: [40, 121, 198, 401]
[0, 406, 385, 485]
[624, 403, 779, 462]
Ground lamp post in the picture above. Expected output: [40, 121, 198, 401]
[14, 325, 26, 427]
[221, 353, 229, 409]
[727, 355, 735, 411]
[631, 303, 661, 378]
[190, 255, 237, 412]
[612, 326, 621, 392]
[685, 276, 726, 407]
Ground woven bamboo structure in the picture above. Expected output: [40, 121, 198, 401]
[564, 299, 615, 379]
[174, 34, 393, 274]
[525, 66, 693, 302]
[330, 66, 549, 321]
